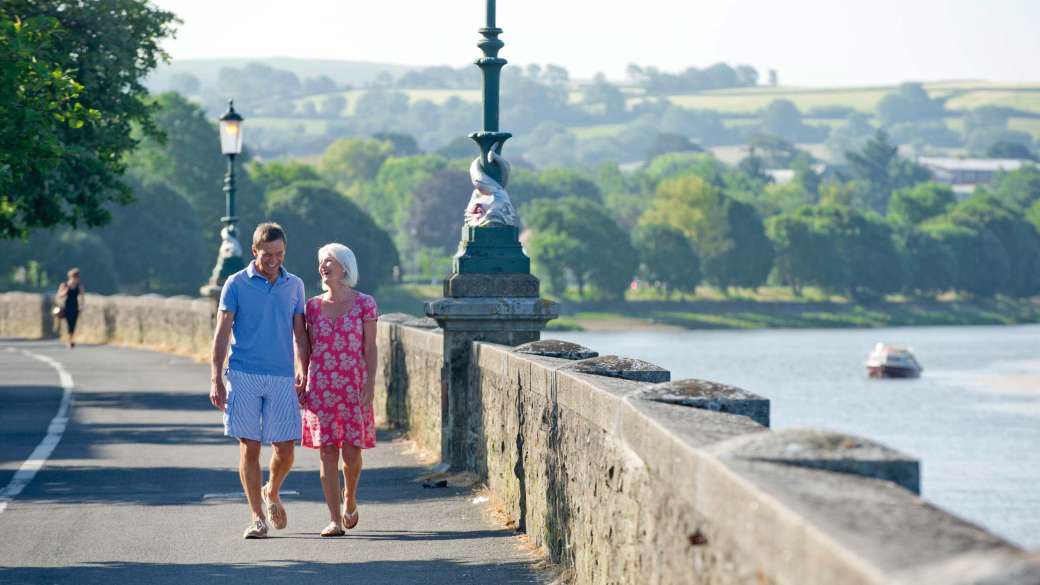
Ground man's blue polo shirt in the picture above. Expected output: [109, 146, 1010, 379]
[218, 262, 306, 378]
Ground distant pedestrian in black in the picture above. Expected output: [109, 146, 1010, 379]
[57, 268, 85, 348]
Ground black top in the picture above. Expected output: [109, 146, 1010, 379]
[63, 284, 80, 314]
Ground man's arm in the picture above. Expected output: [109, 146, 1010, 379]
[209, 310, 235, 411]
[360, 319, 378, 405]
[293, 313, 310, 400]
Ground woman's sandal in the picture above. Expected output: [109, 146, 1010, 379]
[320, 522, 345, 537]
[341, 503, 359, 530]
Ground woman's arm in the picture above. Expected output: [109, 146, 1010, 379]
[361, 319, 378, 405]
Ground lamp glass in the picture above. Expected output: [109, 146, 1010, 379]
[219, 119, 243, 155]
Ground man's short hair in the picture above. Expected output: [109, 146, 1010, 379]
[253, 222, 286, 247]
[67, 267, 80, 278]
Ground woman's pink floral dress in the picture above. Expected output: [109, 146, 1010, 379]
[302, 292, 378, 449]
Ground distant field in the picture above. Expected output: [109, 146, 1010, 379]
[294, 88, 481, 116]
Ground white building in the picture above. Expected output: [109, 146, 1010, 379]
[916, 157, 1031, 197]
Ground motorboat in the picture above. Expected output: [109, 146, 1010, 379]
[865, 343, 923, 378]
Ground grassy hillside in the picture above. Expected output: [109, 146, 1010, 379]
[147, 57, 418, 90]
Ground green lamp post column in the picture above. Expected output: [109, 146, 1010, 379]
[449, 0, 530, 278]
[200, 100, 246, 298]
[425, 1, 558, 471]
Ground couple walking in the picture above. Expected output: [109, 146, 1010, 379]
[208, 222, 378, 539]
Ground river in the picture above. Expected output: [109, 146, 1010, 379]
[552, 324, 1040, 550]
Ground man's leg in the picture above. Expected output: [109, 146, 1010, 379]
[268, 440, 294, 496]
[239, 439, 264, 519]
[259, 373, 301, 529]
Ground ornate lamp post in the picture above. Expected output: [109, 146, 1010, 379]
[200, 100, 246, 298]
[425, 0, 559, 470]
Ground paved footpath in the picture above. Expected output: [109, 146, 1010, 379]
[0, 340, 544, 585]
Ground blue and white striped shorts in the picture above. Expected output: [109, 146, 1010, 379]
[223, 369, 302, 444]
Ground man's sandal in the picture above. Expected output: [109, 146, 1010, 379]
[320, 522, 345, 537]
[261, 483, 287, 530]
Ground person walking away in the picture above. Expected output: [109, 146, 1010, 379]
[300, 243, 379, 537]
[57, 268, 85, 348]
[208, 223, 310, 539]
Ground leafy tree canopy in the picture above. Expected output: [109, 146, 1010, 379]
[1, 0, 178, 238]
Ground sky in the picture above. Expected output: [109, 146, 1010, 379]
[152, 0, 1040, 86]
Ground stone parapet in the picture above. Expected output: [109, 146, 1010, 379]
[466, 340, 1030, 585]
[373, 316, 444, 454]
[0, 292, 213, 359]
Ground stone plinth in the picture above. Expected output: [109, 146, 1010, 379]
[514, 339, 598, 360]
[425, 275, 558, 471]
[559, 355, 671, 383]
[638, 378, 771, 428]
[712, 428, 921, 493]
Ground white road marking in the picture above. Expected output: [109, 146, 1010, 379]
[0, 350, 74, 514]
[202, 490, 300, 500]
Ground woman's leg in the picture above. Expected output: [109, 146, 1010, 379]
[341, 444, 363, 514]
[319, 444, 342, 524]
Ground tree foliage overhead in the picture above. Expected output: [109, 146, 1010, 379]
[1, 0, 178, 239]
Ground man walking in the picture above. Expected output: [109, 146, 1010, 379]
[209, 223, 309, 539]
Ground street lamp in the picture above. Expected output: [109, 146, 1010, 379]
[200, 100, 246, 298]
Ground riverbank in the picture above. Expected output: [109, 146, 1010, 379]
[377, 284, 1040, 332]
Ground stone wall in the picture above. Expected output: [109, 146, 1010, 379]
[466, 341, 1036, 585]
[372, 315, 444, 454]
[0, 292, 213, 360]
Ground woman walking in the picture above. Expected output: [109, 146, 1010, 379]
[57, 268, 85, 348]
[301, 243, 379, 537]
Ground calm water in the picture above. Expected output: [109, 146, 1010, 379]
[553, 324, 1040, 550]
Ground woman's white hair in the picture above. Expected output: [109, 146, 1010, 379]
[318, 243, 359, 289]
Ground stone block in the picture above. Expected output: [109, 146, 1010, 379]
[637, 378, 770, 428]
[402, 317, 440, 329]
[514, 339, 598, 360]
[379, 312, 415, 323]
[443, 272, 540, 298]
[712, 428, 921, 493]
[559, 355, 670, 383]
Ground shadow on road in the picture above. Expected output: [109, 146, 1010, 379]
[72, 390, 213, 412]
[0, 559, 540, 585]
[17, 462, 477, 508]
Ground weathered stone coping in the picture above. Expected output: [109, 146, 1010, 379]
[558, 354, 671, 383]
[637, 378, 771, 428]
[468, 341, 1032, 585]
[514, 338, 598, 360]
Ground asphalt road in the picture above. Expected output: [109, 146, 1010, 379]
[0, 340, 544, 585]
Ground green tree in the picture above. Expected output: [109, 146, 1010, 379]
[266, 182, 400, 293]
[96, 176, 207, 295]
[641, 175, 772, 291]
[0, 229, 120, 293]
[845, 130, 930, 213]
[898, 228, 957, 297]
[1, 1, 178, 238]
[633, 224, 700, 295]
[525, 197, 637, 299]
[525, 229, 581, 295]
[876, 82, 946, 126]
[128, 92, 264, 235]
[250, 160, 323, 193]
[922, 219, 1008, 298]
[319, 137, 394, 190]
[887, 182, 956, 226]
[405, 170, 469, 252]
[947, 194, 1040, 298]
[988, 165, 1040, 210]
[766, 209, 844, 296]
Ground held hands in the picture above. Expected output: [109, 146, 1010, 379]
[209, 378, 227, 411]
[295, 371, 308, 405]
